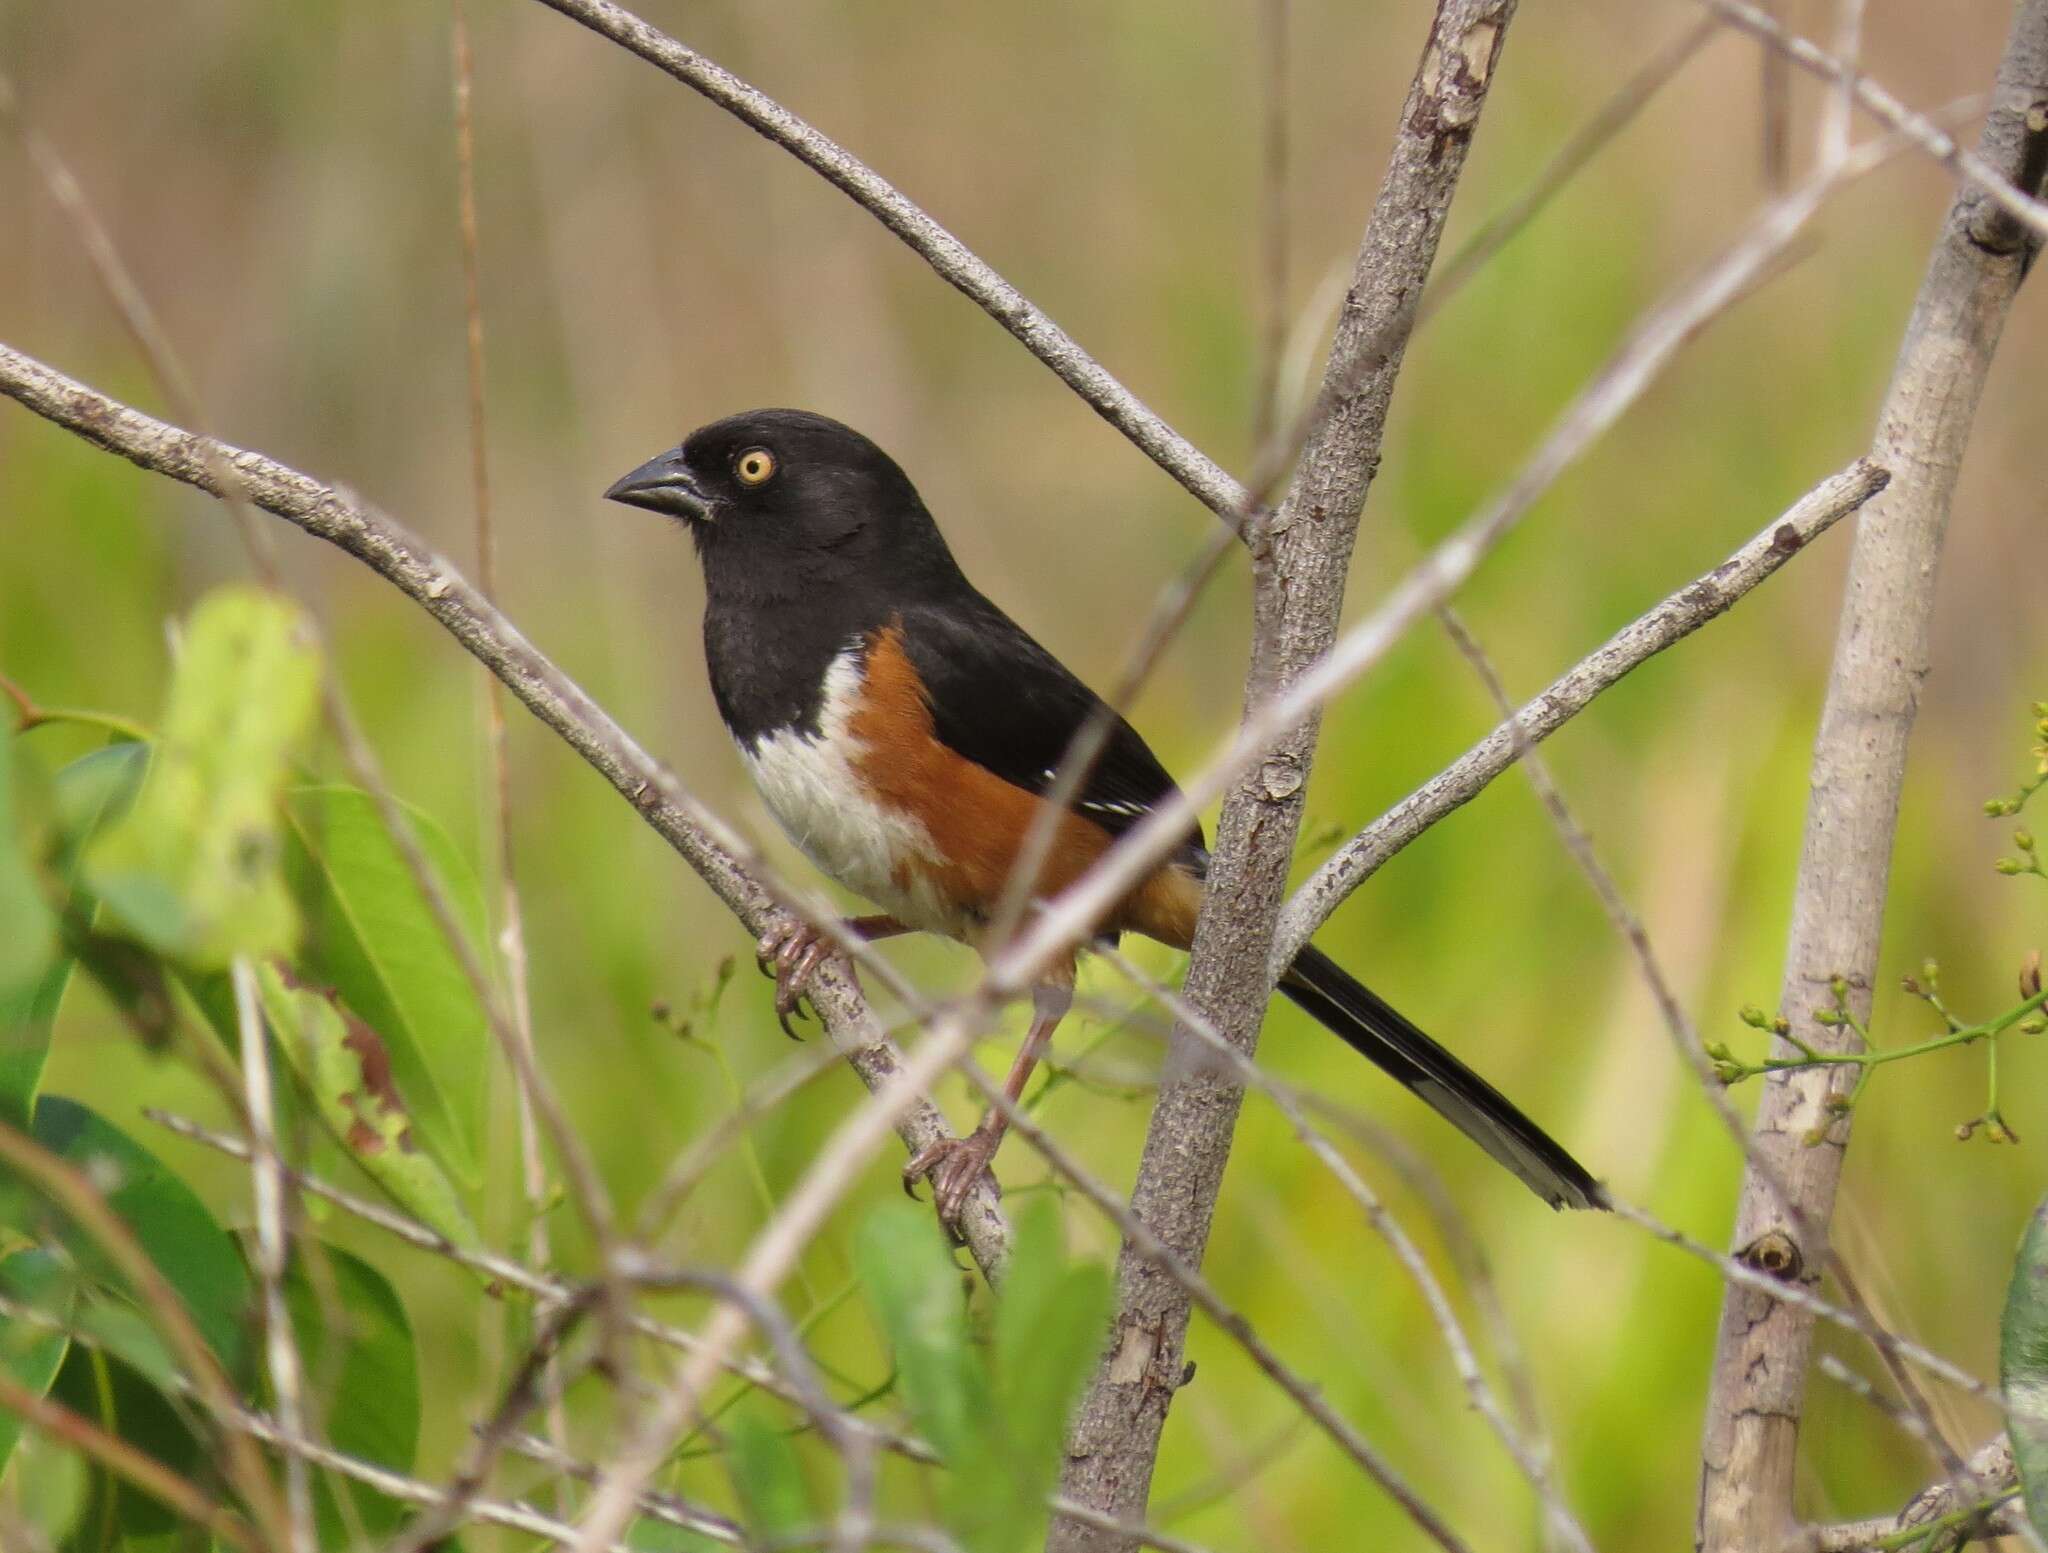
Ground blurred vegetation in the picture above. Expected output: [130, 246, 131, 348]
[3, 1, 2047, 1548]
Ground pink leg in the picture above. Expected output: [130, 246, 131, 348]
[904, 974, 1074, 1223]
[755, 914, 910, 1037]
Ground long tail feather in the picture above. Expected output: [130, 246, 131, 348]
[1279, 945, 1605, 1211]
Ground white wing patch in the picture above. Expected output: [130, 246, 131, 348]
[1080, 798, 1147, 820]
[1040, 771, 1149, 823]
[737, 648, 961, 936]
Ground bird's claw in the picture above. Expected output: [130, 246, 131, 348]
[755, 921, 835, 1038]
[903, 1126, 1003, 1224]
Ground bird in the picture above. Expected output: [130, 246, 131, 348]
[606, 409, 1605, 1219]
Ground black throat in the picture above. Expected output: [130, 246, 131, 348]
[696, 524, 969, 749]
[700, 563, 880, 748]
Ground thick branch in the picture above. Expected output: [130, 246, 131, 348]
[0, 340, 1010, 1281]
[527, 0, 1248, 525]
[1050, 6, 1517, 1549]
[1697, 6, 2048, 1548]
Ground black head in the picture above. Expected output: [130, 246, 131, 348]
[605, 409, 966, 597]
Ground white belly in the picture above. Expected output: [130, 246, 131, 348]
[738, 649, 961, 935]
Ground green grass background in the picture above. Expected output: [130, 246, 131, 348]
[3, 1, 2047, 1546]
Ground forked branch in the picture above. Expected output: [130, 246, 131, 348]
[1697, 4, 2048, 1546]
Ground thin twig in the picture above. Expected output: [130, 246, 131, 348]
[231, 957, 314, 1553]
[1790, 1434, 2021, 1553]
[1809, 1363, 2036, 1553]
[1278, 459, 1883, 964]
[526, 0, 1249, 525]
[1089, 941, 1590, 1553]
[141, 1107, 938, 1465]
[1430, 603, 1967, 1486]
[0, 1121, 291, 1542]
[566, 990, 1004, 1553]
[1760, 0, 1792, 188]
[1816, 0, 1868, 169]
[1427, 16, 1719, 318]
[0, 1371, 254, 1551]
[224, 1400, 711, 1553]
[1695, 0, 2048, 239]
[1608, 1200, 1995, 1404]
[385, 1288, 614, 1553]
[446, 0, 574, 1493]
[505, 1430, 1226, 1553]
[1251, 0, 1290, 449]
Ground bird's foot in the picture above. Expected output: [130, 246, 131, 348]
[903, 1121, 1004, 1224]
[754, 919, 841, 1038]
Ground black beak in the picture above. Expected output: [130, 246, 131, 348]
[604, 450, 714, 522]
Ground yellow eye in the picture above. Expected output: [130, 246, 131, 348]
[735, 448, 776, 486]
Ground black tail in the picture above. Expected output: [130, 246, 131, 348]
[1279, 945, 1605, 1211]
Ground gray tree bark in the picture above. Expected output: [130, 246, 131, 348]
[1696, 6, 2048, 1547]
[1048, 6, 1518, 1549]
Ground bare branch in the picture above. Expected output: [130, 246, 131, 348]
[227, 1402, 736, 1552]
[1278, 459, 1885, 964]
[1251, 0, 1291, 449]
[1816, 0, 1867, 169]
[0, 1371, 255, 1552]
[1698, 7, 2048, 1546]
[1055, 5, 1522, 1546]
[1696, 0, 2048, 239]
[446, 1, 566, 1475]
[143, 1106, 940, 1467]
[1608, 1199, 1995, 1405]
[230, 958, 314, 1553]
[1789, 1434, 2020, 1553]
[526, 0, 1248, 524]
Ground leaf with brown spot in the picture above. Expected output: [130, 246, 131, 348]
[257, 962, 479, 1252]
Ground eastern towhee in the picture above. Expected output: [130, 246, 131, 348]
[607, 409, 1604, 1217]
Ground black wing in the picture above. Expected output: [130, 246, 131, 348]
[893, 595, 1205, 856]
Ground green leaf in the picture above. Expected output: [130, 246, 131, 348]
[856, 1201, 1108, 1553]
[0, 1249, 187, 1441]
[284, 1240, 419, 1543]
[83, 587, 321, 968]
[256, 962, 481, 1252]
[68, 1289, 181, 1395]
[0, 741, 149, 1127]
[6, 1429, 87, 1546]
[726, 1398, 815, 1543]
[0, 1249, 75, 1475]
[854, 1201, 985, 1463]
[984, 1201, 1109, 1546]
[48, 1341, 205, 1539]
[2005, 1191, 2048, 1539]
[283, 786, 492, 1183]
[0, 1096, 253, 1382]
[0, 718, 57, 1000]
